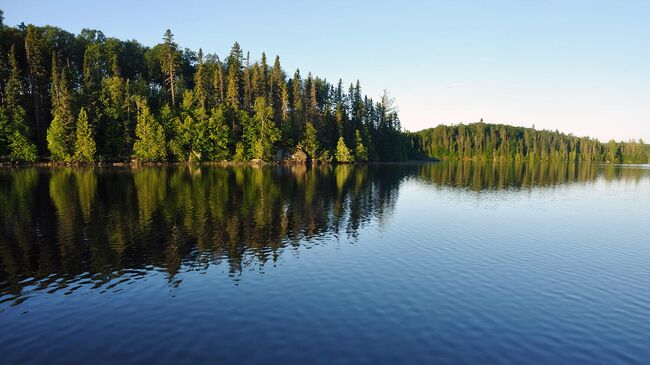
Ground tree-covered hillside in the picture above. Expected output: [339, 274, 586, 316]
[407, 122, 649, 163]
[0, 10, 407, 163]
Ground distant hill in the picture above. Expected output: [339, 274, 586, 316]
[407, 122, 649, 163]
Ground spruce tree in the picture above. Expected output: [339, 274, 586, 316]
[47, 53, 75, 162]
[5, 45, 37, 162]
[354, 129, 368, 162]
[73, 108, 96, 162]
[25, 25, 46, 151]
[160, 29, 179, 105]
[132, 97, 166, 162]
[206, 105, 231, 161]
[303, 122, 319, 160]
[194, 48, 210, 110]
[251, 97, 279, 160]
[335, 136, 353, 163]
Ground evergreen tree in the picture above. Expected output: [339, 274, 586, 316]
[194, 48, 210, 110]
[226, 42, 243, 110]
[132, 97, 166, 162]
[160, 29, 179, 105]
[47, 53, 76, 162]
[99, 65, 130, 159]
[4, 45, 38, 162]
[73, 108, 96, 162]
[302, 121, 319, 160]
[335, 136, 353, 163]
[24, 25, 46, 151]
[82, 43, 103, 131]
[169, 90, 204, 163]
[206, 105, 231, 161]
[213, 58, 226, 104]
[354, 129, 368, 162]
[243, 97, 279, 160]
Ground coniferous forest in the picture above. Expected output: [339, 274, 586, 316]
[0, 11, 406, 164]
[0, 10, 647, 164]
[408, 122, 649, 163]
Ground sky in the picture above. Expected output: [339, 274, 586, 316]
[2, 0, 649, 142]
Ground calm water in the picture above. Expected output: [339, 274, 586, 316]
[1, 162, 649, 364]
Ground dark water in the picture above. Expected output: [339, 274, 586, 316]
[1, 162, 649, 364]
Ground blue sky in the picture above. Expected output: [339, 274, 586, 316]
[3, 0, 649, 142]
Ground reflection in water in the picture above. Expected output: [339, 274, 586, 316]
[415, 161, 649, 190]
[0, 164, 406, 303]
[0, 162, 648, 305]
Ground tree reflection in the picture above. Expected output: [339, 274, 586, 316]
[0, 162, 648, 303]
[0, 164, 405, 300]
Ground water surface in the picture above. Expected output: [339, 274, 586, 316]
[1, 162, 649, 364]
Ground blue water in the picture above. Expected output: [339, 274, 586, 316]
[1, 162, 649, 364]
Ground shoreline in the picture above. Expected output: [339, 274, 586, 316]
[1, 159, 646, 169]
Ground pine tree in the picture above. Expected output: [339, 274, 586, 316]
[243, 52, 252, 110]
[335, 136, 353, 163]
[244, 97, 279, 160]
[194, 48, 210, 110]
[24, 25, 46, 150]
[82, 43, 103, 130]
[99, 62, 129, 159]
[270, 55, 284, 122]
[170, 90, 202, 163]
[8, 124, 38, 162]
[5, 45, 21, 112]
[73, 108, 96, 162]
[4, 45, 38, 162]
[213, 57, 226, 104]
[47, 54, 76, 162]
[260, 52, 268, 98]
[132, 97, 166, 162]
[354, 129, 368, 162]
[303, 122, 318, 160]
[226, 42, 243, 110]
[206, 105, 231, 161]
[160, 29, 179, 105]
[291, 69, 303, 143]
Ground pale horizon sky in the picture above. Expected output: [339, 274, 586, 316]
[3, 0, 649, 142]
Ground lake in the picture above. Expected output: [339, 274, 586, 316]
[1, 162, 649, 364]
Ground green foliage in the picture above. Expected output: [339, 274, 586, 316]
[98, 73, 130, 159]
[47, 115, 72, 162]
[1, 46, 38, 162]
[335, 136, 353, 163]
[318, 150, 332, 163]
[73, 108, 96, 162]
[169, 91, 203, 163]
[2, 19, 644, 165]
[160, 29, 179, 105]
[0, 109, 9, 156]
[47, 55, 75, 162]
[132, 98, 167, 162]
[206, 106, 231, 161]
[8, 107, 38, 162]
[302, 122, 319, 160]
[233, 141, 245, 162]
[409, 122, 649, 164]
[354, 129, 368, 162]
[247, 97, 280, 160]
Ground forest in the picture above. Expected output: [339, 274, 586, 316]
[0, 10, 647, 165]
[408, 122, 649, 163]
[0, 10, 406, 164]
